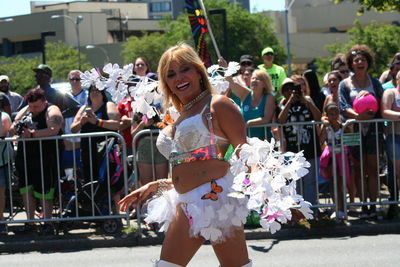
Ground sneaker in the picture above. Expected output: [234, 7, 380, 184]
[337, 211, 346, 220]
[40, 224, 55, 236]
[0, 224, 7, 235]
[386, 204, 399, 220]
[360, 206, 369, 219]
[19, 223, 36, 233]
[369, 205, 377, 219]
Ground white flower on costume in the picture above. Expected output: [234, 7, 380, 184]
[229, 137, 313, 234]
[82, 63, 163, 120]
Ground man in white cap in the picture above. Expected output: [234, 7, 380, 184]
[18, 64, 80, 118]
[258, 47, 287, 100]
[0, 75, 21, 114]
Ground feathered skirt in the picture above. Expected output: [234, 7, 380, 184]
[144, 170, 248, 244]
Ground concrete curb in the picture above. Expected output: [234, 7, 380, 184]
[1, 220, 399, 254]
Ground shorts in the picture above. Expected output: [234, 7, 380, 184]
[136, 138, 167, 164]
[351, 124, 383, 160]
[145, 171, 249, 244]
[386, 134, 400, 160]
[16, 156, 58, 200]
[0, 164, 9, 187]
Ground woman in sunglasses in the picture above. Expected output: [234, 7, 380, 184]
[339, 44, 384, 219]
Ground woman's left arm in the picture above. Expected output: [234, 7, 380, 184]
[101, 102, 121, 130]
[212, 95, 247, 148]
[246, 94, 276, 126]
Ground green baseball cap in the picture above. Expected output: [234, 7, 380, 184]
[261, 47, 274, 56]
[33, 64, 53, 77]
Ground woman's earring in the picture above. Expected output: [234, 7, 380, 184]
[200, 78, 204, 89]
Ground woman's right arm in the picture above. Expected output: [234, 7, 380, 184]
[118, 179, 173, 211]
[224, 76, 250, 102]
[70, 106, 86, 133]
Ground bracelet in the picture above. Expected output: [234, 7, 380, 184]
[98, 119, 104, 127]
[95, 119, 99, 126]
[155, 179, 169, 197]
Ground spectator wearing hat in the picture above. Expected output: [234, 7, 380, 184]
[278, 78, 321, 206]
[18, 64, 80, 118]
[258, 47, 287, 100]
[0, 75, 22, 114]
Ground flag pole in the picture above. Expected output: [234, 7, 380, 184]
[198, 0, 222, 59]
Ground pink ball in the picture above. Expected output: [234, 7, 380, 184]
[353, 94, 378, 114]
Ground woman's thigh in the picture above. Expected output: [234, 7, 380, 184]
[212, 226, 249, 267]
[160, 206, 205, 266]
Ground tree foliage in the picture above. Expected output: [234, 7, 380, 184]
[46, 41, 92, 81]
[334, 0, 400, 13]
[0, 41, 91, 95]
[316, 20, 400, 77]
[122, 0, 285, 70]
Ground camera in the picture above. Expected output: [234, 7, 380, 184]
[15, 113, 35, 136]
[292, 84, 302, 95]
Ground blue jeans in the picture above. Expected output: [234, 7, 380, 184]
[297, 157, 318, 205]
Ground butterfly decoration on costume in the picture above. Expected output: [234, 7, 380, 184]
[201, 179, 223, 201]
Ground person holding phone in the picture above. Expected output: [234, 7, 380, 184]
[278, 78, 322, 207]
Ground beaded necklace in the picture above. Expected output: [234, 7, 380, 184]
[182, 90, 209, 111]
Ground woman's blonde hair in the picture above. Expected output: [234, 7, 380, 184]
[252, 69, 273, 95]
[157, 43, 214, 112]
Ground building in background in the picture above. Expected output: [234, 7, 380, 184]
[0, 1, 162, 67]
[264, 0, 400, 65]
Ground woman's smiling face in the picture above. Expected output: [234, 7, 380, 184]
[166, 60, 202, 104]
[352, 54, 368, 73]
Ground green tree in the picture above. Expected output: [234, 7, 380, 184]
[46, 41, 92, 81]
[333, 0, 400, 13]
[0, 56, 38, 95]
[122, 0, 285, 70]
[316, 20, 400, 77]
[0, 41, 91, 95]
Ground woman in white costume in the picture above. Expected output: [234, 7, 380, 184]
[119, 43, 251, 267]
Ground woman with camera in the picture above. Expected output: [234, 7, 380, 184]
[277, 78, 321, 206]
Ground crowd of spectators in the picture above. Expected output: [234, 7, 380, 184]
[0, 44, 399, 235]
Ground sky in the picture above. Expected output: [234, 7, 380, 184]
[0, 0, 286, 18]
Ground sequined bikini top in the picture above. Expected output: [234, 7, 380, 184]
[156, 96, 233, 166]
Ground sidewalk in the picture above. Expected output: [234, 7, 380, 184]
[1, 214, 400, 254]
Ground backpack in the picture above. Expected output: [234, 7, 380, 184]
[97, 137, 124, 194]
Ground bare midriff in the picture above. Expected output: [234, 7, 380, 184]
[172, 159, 229, 194]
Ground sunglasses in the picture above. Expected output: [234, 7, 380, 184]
[70, 78, 81, 81]
[351, 50, 363, 56]
[240, 62, 252, 66]
[339, 70, 349, 74]
[264, 52, 274, 56]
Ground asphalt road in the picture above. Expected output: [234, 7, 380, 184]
[2, 234, 400, 266]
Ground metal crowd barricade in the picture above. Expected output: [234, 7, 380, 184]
[340, 118, 400, 219]
[131, 129, 163, 233]
[0, 131, 130, 233]
[129, 119, 400, 235]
